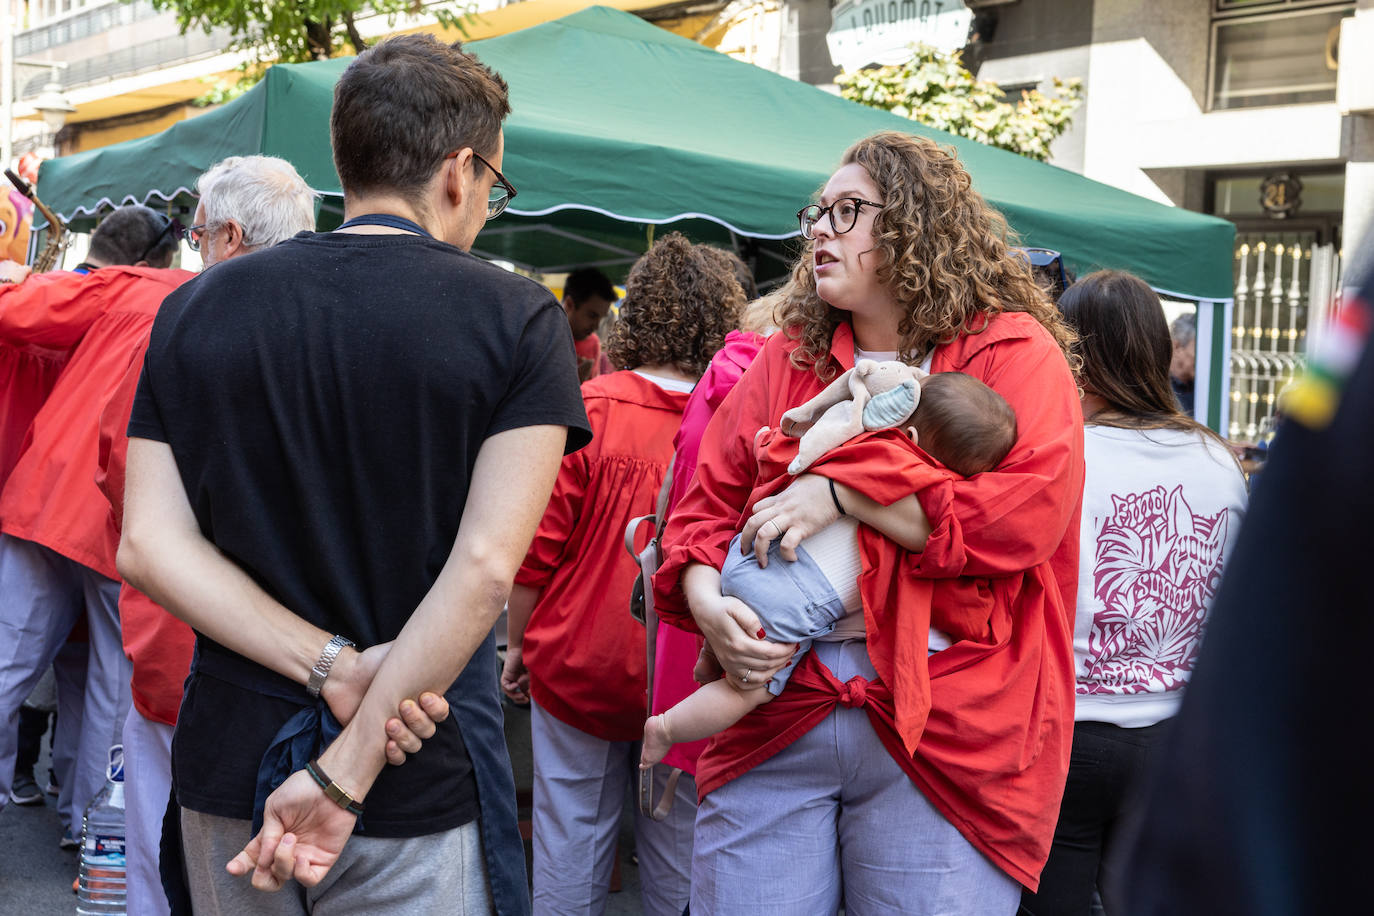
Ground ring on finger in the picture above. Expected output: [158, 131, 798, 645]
[741, 668, 752, 684]
[767, 520, 782, 539]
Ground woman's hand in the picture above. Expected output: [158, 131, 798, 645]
[684, 565, 795, 691]
[741, 474, 840, 567]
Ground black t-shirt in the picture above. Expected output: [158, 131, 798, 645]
[129, 231, 591, 836]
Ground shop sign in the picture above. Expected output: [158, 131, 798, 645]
[826, 0, 974, 72]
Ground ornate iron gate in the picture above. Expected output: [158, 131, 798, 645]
[1229, 232, 1341, 441]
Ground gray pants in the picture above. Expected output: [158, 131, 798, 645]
[529, 701, 695, 916]
[181, 807, 494, 915]
[123, 707, 173, 916]
[690, 639, 1021, 916]
[0, 534, 128, 825]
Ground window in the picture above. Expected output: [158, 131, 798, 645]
[1210, 1, 1354, 110]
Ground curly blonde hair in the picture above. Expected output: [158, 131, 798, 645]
[778, 131, 1077, 377]
[605, 233, 745, 376]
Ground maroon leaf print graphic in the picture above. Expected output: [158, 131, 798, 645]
[1086, 485, 1230, 693]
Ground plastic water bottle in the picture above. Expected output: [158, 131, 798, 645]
[77, 745, 126, 915]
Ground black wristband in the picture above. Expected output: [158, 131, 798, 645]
[828, 477, 847, 516]
[305, 759, 365, 815]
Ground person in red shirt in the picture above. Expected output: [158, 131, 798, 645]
[653, 131, 1084, 914]
[501, 233, 745, 916]
[92, 155, 319, 916]
[0, 205, 189, 841]
[561, 266, 616, 381]
[642, 370, 1019, 768]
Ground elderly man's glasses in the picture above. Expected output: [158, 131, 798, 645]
[469, 151, 518, 220]
[796, 198, 883, 240]
[183, 223, 207, 252]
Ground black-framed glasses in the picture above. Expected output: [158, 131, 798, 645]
[470, 151, 517, 220]
[796, 198, 884, 240]
[137, 213, 180, 262]
[183, 223, 207, 252]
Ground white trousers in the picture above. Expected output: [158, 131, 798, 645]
[0, 535, 130, 827]
[529, 700, 695, 916]
[123, 707, 173, 916]
[690, 640, 1021, 916]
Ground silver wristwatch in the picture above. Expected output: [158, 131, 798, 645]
[307, 635, 356, 698]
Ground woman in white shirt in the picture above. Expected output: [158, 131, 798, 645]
[1020, 270, 1249, 916]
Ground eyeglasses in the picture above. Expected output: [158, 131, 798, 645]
[796, 198, 884, 240]
[137, 213, 180, 262]
[183, 223, 207, 252]
[469, 151, 517, 220]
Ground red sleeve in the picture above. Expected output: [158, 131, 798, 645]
[667, 332, 766, 513]
[95, 356, 144, 530]
[653, 348, 777, 631]
[513, 394, 596, 588]
[0, 270, 119, 350]
[912, 329, 1084, 578]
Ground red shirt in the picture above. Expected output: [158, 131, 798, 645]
[96, 356, 195, 726]
[575, 332, 602, 380]
[0, 269, 114, 486]
[0, 266, 194, 578]
[516, 370, 690, 741]
[0, 343, 65, 487]
[654, 314, 1084, 890]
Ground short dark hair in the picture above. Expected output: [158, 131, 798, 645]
[89, 205, 177, 268]
[563, 267, 615, 305]
[605, 233, 745, 377]
[331, 34, 510, 202]
[913, 372, 1017, 477]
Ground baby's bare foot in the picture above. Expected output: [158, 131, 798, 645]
[640, 714, 673, 769]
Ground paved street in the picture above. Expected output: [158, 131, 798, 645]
[0, 697, 649, 915]
[0, 739, 79, 915]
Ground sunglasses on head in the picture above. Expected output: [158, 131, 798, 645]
[137, 213, 182, 263]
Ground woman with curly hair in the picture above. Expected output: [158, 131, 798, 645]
[653, 131, 1085, 913]
[500, 232, 744, 915]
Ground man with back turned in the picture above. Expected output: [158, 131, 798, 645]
[118, 35, 590, 914]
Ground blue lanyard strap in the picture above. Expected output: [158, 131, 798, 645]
[337, 213, 434, 239]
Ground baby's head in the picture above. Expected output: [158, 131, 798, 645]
[907, 372, 1017, 476]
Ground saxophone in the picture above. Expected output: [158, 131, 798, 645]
[4, 168, 69, 272]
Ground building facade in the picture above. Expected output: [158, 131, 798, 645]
[972, 0, 1374, 440]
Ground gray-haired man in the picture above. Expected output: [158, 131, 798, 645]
[188, 156, 319, 270]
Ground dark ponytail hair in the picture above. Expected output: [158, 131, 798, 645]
[1058, 270, 1228, 449]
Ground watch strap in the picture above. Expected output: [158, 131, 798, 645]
[306, 634, 355, 698]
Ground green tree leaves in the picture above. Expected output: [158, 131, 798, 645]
[139, 0, 476, 64]
[836, 44, 1083, 162]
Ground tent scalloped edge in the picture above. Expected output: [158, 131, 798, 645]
[504, 202, 800, 240]
[55, 192, 806, 243]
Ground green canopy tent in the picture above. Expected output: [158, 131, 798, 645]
[33, 5, 1238, 425]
